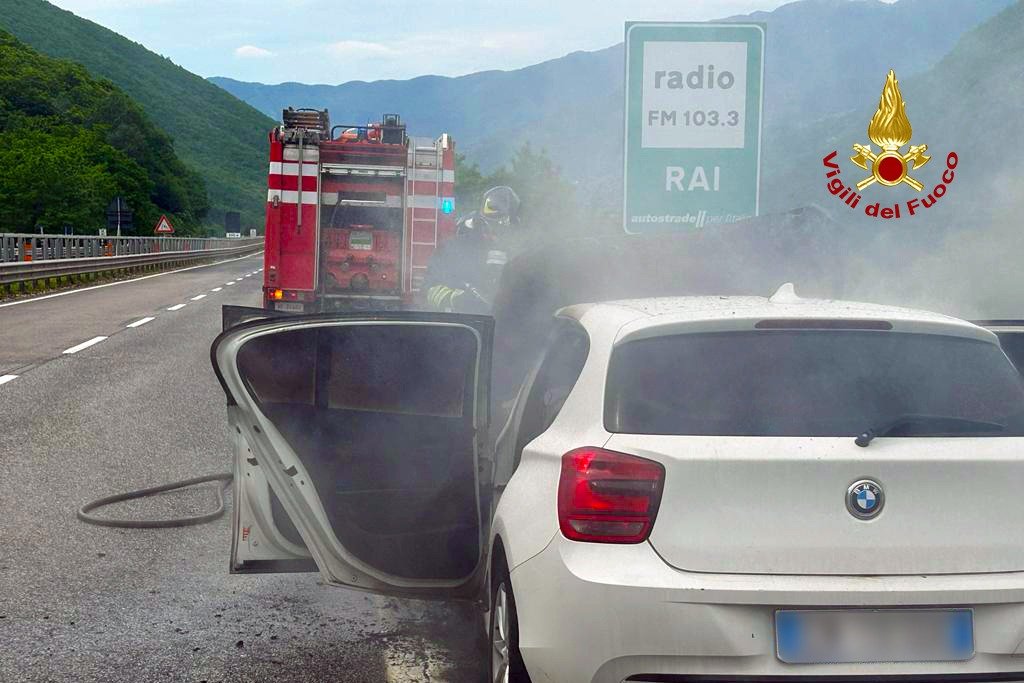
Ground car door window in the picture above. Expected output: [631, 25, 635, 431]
[514, 322, 590, 463]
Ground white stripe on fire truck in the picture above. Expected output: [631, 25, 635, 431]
[282, 148, 320, 162]
[408, 195, 456, 209]
[268, 162, 320, 177]
[409, 169, 455, 183]
[267, 190, 318, 205]
[319, 193, 402, 208]
[269, 163, 451, 182]
[268, 190, 453, 209]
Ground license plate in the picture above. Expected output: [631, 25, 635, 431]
[274, 302, 305, 313]
[776, 609, 973, 664]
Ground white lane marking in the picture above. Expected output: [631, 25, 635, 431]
[167, 303, 187, 311]
[126, 316, 155, 328]
[190, 294, 207, 301]
[0, 374, 18, 386]
[63, 336, 108, 355]
[0, 251, 264, 309]
[225, 281, 236, 286]
[243, 274, 252, 278]
[211, 287, 223, 292]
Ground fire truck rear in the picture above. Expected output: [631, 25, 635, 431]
[263, 109, 456, 312]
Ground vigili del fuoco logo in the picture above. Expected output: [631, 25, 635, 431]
[822, 70, 958, 219]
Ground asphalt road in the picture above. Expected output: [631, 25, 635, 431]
[0, 254, 487, 682]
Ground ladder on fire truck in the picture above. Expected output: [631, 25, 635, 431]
[407, 138, 444, 292]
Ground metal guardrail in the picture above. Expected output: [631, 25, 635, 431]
[0, 234, 264, 286]
[0, 233, 260, 263]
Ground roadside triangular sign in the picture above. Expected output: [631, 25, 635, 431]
[154, 215, 175, 234]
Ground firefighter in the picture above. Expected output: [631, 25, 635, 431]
[423, 186, 522, 314]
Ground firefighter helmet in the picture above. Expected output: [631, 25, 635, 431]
[480, 186, 521, 226]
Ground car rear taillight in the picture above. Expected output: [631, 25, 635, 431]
[558, 447, 665, 544]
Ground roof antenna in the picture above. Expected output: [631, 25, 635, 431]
[769, 282, 801, 304]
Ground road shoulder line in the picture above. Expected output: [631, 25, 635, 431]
[0, 251, 263, 310]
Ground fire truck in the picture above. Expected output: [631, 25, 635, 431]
[262, 108, 456, 312]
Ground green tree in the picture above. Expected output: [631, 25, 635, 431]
[0, 30, 208, 234]
[453, 152, 489, 216]
[0, 126, 153, 232]
[504, 143, 577, 233]
[456, 144, 580, 235]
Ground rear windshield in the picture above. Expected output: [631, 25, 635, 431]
[605, 331, 1024, 437]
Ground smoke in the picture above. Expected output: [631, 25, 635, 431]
[836, 171, 1024, 320]
[489, 170, 1024, 408]
[490, 204, 852, 403]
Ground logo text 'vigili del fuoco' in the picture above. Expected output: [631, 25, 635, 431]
[823, 70, 958, 220]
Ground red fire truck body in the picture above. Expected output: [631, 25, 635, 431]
[263, 109, 456, 312]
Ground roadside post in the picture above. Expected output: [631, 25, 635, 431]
[106, 197, 133, 238]
[623, 22, 765, 233]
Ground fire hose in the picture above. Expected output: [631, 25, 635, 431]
[77, 472, 233, 529]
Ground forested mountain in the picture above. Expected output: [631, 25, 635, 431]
[0, 30, 207, 235]
[211, 0, 1014, 186]
[766, 0, 1024, 213]
[0, 0, 276, 230]
[758, 0, 1024, 317]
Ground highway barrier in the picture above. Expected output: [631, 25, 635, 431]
[0, 234, 263, 288]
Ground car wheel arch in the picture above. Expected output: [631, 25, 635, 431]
[489, 536, 510, 605]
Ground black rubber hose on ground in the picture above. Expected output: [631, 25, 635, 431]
[77, 473, 233, 529]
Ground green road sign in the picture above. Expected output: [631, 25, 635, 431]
[623, 22, 765, 233]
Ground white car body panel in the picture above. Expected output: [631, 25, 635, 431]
[518, 295, 1024, 576]
[511, 537, 1024, 683]
[607, 432, 1024, 575]
[229, 426, 312, 568]
[489, 307, 627, 572]
[603, 296, 995, 343]
[487, 294, 1024, 681]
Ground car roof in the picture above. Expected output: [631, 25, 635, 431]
[558, 284, 996, 345]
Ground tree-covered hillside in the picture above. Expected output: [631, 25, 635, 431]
[764, 0, 1024, 216]
[0, 30, 207, 234]
[0, 0, 276, 231]
[212, 0, 1013, 193]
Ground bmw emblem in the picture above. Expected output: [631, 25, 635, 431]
[846, 479, 884, 519]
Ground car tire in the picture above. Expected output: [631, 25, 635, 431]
[489, 564, 531, 683]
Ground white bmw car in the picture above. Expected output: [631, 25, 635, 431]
[212, 286, 1024, 683]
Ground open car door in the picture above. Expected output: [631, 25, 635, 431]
[220, 306, 317, 573]
[211, 309, 493, 600]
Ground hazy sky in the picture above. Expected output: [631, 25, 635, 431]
[44, 0, 858, 84]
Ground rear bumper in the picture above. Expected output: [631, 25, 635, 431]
[262, 291, 407, 313]
[317, 293, 405, 311]
[510, 538, 1024, 683]
[624, 676, 1024, 683]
